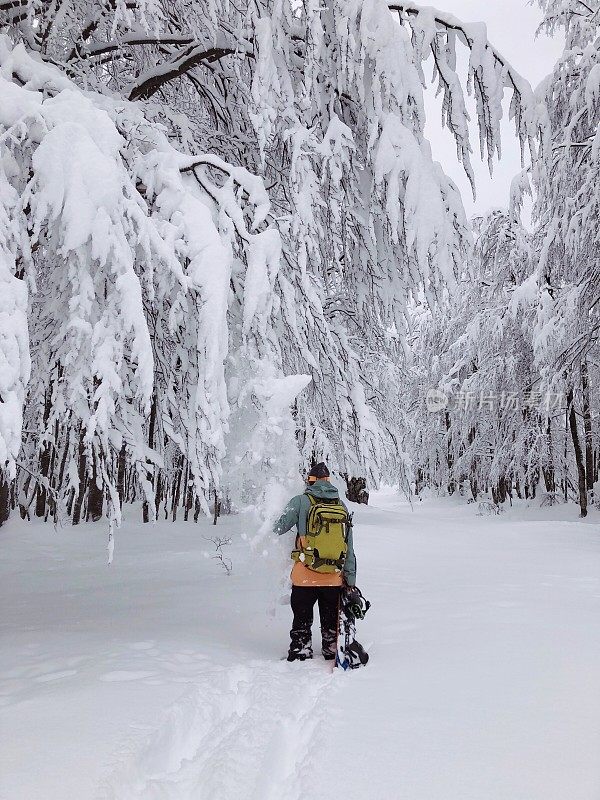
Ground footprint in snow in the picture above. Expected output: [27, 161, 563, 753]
[100, 671, 157, 682]
[98, 659, 336, 800]
[35, 669, 78, 683]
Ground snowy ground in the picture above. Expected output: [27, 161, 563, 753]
[1, 491, 600, 800]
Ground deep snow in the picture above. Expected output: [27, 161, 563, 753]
[1, 492, 599, 800]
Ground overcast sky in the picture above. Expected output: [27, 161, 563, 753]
[421, 0, 563, 216]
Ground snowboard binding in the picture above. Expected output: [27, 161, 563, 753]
[336, 586, 371, 670]
[343, 586, 371, 620]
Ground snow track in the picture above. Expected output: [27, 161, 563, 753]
[97, 661, 336, 800]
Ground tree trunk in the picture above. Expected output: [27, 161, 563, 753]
[172, 455, 183, 522]
[86, 446, 104, 522]
[184, 462, 192, 521]
[0, 466, 10, 526]
[35, 386, 54, 518]
[72, 427, 87, 526]
[514, 476, 522, 499]
[212, 488, 221, 525]
[494, 476, 508, 505]
[567, 387, 587, 517]
[563, 405, 569, 503]
[415, 468, 424, 496]
[117, 442, 127, 509]
[143, 394, 157, 523]
[542, 417, 556, 493]
[45, 420, 60, 522]
[581, 361, 594, 498]
[35, 442, 52, 518]
[469, 476, 478, 500]
[155, 470, 164, 520]
[467, 426, 477, 500]
[445, 411, 455, 494]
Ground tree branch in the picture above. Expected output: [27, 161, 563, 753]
[69, 33, 197, 61]
[389, 2, 530, 98]
[127, 38, 252, 101]
[65, 0, 138, 61]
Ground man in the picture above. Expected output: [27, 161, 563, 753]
[273, 462, 356, 662]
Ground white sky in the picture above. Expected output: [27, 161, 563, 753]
[421, 0, 563, 216]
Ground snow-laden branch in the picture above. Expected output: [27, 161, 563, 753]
[69, 33, 199, 60]
[389, 2, 534, 186]
[127, 40, 248, 101]
[1, 0, 560, 527]
[0, 34, 293, 524]
[390, 2, 532, 96]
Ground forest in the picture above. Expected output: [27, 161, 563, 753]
[0, 0, 598, 530]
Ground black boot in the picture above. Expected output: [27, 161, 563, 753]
[287, 626, 313, 662]
[321, 626, 337, 660]
[286, 649, 313, 662]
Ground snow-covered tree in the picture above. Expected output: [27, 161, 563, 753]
[509, 0, 600, 515]
[408, 210, 546, 502]
[0, 0, 533, 528]
[408, 1, 599, 516]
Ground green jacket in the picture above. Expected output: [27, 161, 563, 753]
[273, 480, 357, 586]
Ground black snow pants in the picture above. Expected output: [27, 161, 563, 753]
[289, 585, 341, 658]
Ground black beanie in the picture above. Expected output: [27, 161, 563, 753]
[308, 462, 330, 479]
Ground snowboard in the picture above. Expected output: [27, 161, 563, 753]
[335, 586, 370, 670]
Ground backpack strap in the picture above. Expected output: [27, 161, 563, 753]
[294, 493, 314, 547]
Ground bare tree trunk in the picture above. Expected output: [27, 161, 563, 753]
[212, 488, 221, 525]
[542, 417, 556, 492]
[9, 477, 18, 519]
[183, 462, 192, 521]
[0, 466, 10, 527]
[470, 476, 478, 500]
[125, 464, 134, 506]
[35, 441, 52, 518]
[117, 442, 127, 509]
[143, 394, 157, 523]
[86, 445, 104, 522]
[567, 387, 587, 517]
[581, 361, 594, 499]
[414, 468, 424, 496]
[468, 426, 477, 499]
[563, 405, 569, 503]
[19, 470, 32, 519]
[445, 411, 455, 494]
[172, 455, 183, 522]
[53, 427, 71, 523]
[45, 420, 60, 522]
[72, 427, 87, 526]
[531, 470, 538, 499]
[35, 386, 53, 518]
[494, 476, 508, 505]
[506, 477, 513, 505]
[155, 471, 164, 520]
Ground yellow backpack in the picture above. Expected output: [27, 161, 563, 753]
[291, 495, 350, 574]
